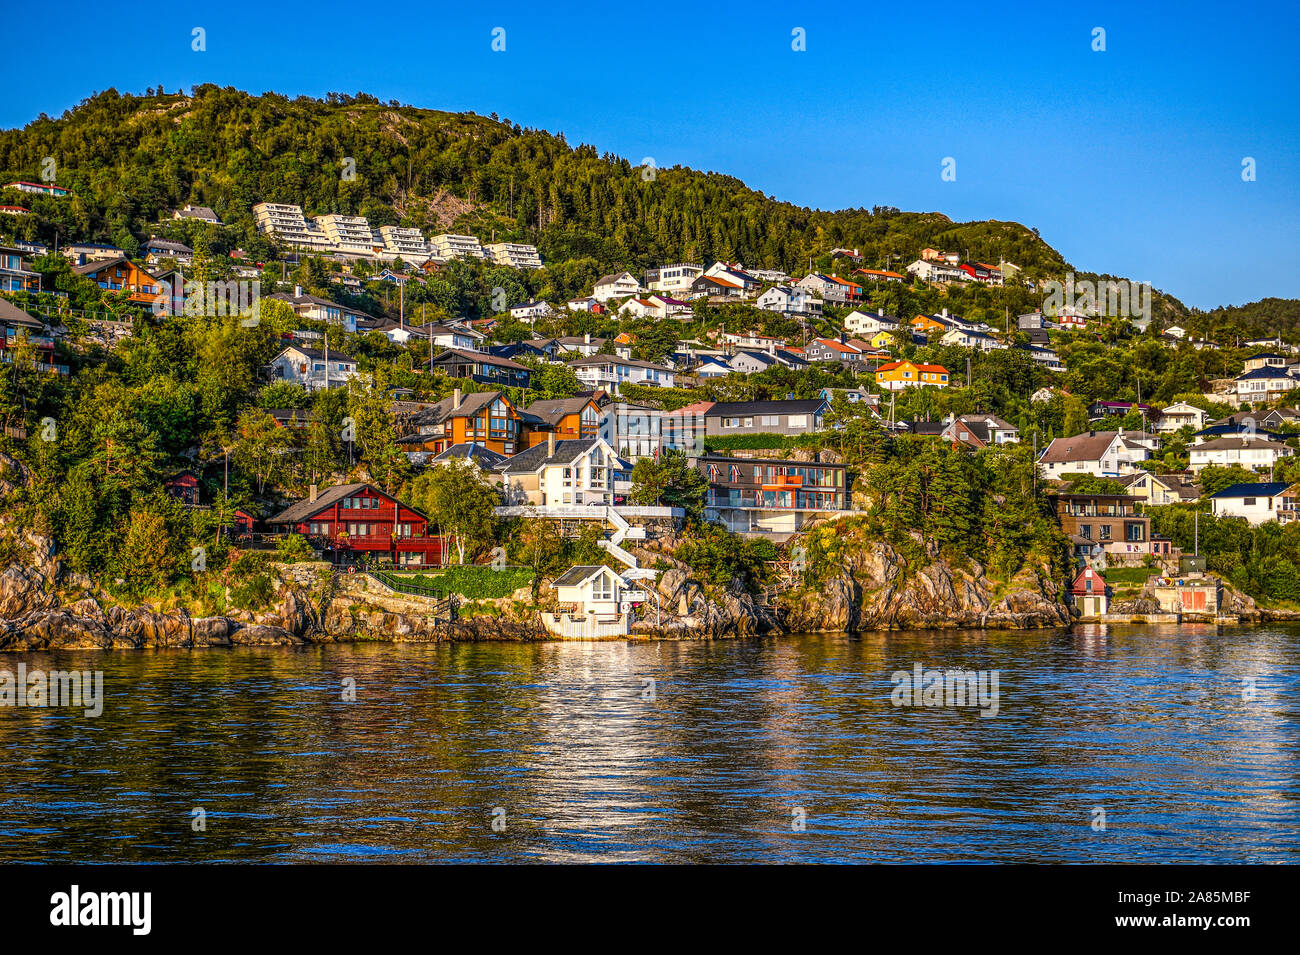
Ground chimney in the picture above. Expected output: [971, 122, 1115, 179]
[1089, 430, 1096, 437]
[547, 431, 556, 457]
[452, 387, 462, 410]
[294, 284, 303, 298]
[309, 483, 318, 504]
[839, 328, 846, 345]
[584, 333, 591, 344]
[941, 307, 949, 318]
[878, 307, 884, 316]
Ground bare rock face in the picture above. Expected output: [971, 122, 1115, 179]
[778, 538, 1070, 632]
[0, 564, 57, 617]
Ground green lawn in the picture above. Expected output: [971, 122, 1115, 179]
[386, 565, 534, 600]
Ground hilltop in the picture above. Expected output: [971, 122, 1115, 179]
[1, 86, 1074, 282]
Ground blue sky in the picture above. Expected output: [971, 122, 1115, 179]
[3, 0, 1297, 309]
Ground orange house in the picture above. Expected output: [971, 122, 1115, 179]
[875, 360, 950, 391]
[397, 388, 525, 457]
[522, 396, 603, 448]
[73, 257, 164, 304]
[910, 313, 949, 335]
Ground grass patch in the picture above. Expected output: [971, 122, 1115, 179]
[387, 565, 534, 600]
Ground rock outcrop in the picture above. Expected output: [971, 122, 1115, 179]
[776, 538, 1071, 632]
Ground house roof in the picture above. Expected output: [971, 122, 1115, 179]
[431, 443, 512, 470]
[552, 565, 616, 588]
[268, 483, 423, 525]
[568, 355, 673, 373]
[72, 256, 152, 276]
[269, 291, 373, 319]
[876, 360, 949, 374]
[1211, 482, 1292, 499]
[811, 338, 861, 353]
[1193, 436, 1292, 452]
[594, 272, 636, 286]
[500, 436, 604, 474]
[0, 296, 43, 329]
[431, 348, 529, 371]
[524, 396, 598, 425]
[1039, 431, 1126, 464]
[704, 399, 827, 418]
[409, 390, 506, 425]
[1235, 366, 1294, 381]
[274, 345, 356, 363]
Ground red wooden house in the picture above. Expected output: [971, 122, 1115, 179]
[268, 482, 445, 566]
[164, 473, 200, 506]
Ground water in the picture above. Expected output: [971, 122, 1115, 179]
[1, 624, 1297, 863]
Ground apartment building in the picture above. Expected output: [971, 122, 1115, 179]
[376, 225, 430, 259]
[645, 263, 704, 295]
[428, 233, 486, 262]
[485, 242, 543, 269]
[696, 454, 848, 538]
[315, 214, 378, 256]
[252, 202, 334, 252]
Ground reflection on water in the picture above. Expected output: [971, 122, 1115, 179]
[1, 624, 1297, 863]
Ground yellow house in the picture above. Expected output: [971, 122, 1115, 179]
[875, 360, 950, 391]
[869, 330, 897, 350]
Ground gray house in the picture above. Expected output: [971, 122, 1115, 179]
[704, 399, 829, 437]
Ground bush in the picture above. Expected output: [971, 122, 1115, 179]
[275, 533, 316, 563]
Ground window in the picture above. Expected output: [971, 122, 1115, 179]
[1081, 525, 1092, 540]
[1244, 497, 1256, 506]
[1100, 525, 1112, 540]
[788, 415, 807, 428]
[591, 573, 615, 601]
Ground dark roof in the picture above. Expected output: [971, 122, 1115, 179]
[431, 348, 529, 371]
[704, 399, 827, 418]
[268, 483, 424, 525]
[274, 344, 356, 363]
[1194, 436, 1291, 452]
[500, 436, 602, 473]
[409, 390, 505, 425]
[0, 297, 43, 328]
[903, 420, 947, 436]
[431, 443, 511, 470]
[524, 396, 598, 425]
[268, 291, 373, 319]
[553, 565, 615, 587]
[1211, 482, 1291, 499]
[1235, 366, 1293, 380]
[1039, 431, 1125, 464]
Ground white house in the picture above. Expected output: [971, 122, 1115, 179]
[568, 356, 676, 393]
[1037, 430, 1150, 479]
[941, 327, 1006, 352]
[694, 359, 733, 378]
[844, 308, 900, 337]
[545, 564, 633, 638]
[1234, 366, 1295, 402]
[593, 272, 642, 302]
[269, 345, 359, 391]
[499, 435, 621, 507]
[1209, 482, 1294, 524]
[1156, 401, 1209, 433]
[1189, 435, 1294, 473]
[509, 300, 554, 322]
[906, 258, 965, 283]
[756, 284, 820, 316]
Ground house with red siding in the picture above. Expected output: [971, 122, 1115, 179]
[268, 482, 446, 566]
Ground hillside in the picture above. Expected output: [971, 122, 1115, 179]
[0, 86, 1075, 282]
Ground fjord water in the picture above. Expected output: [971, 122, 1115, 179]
[2, 625, 1297, 863]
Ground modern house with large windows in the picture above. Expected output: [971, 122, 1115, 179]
[695, 454, 849, 539]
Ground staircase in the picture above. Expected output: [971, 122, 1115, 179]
[597, 506, 659, 581]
